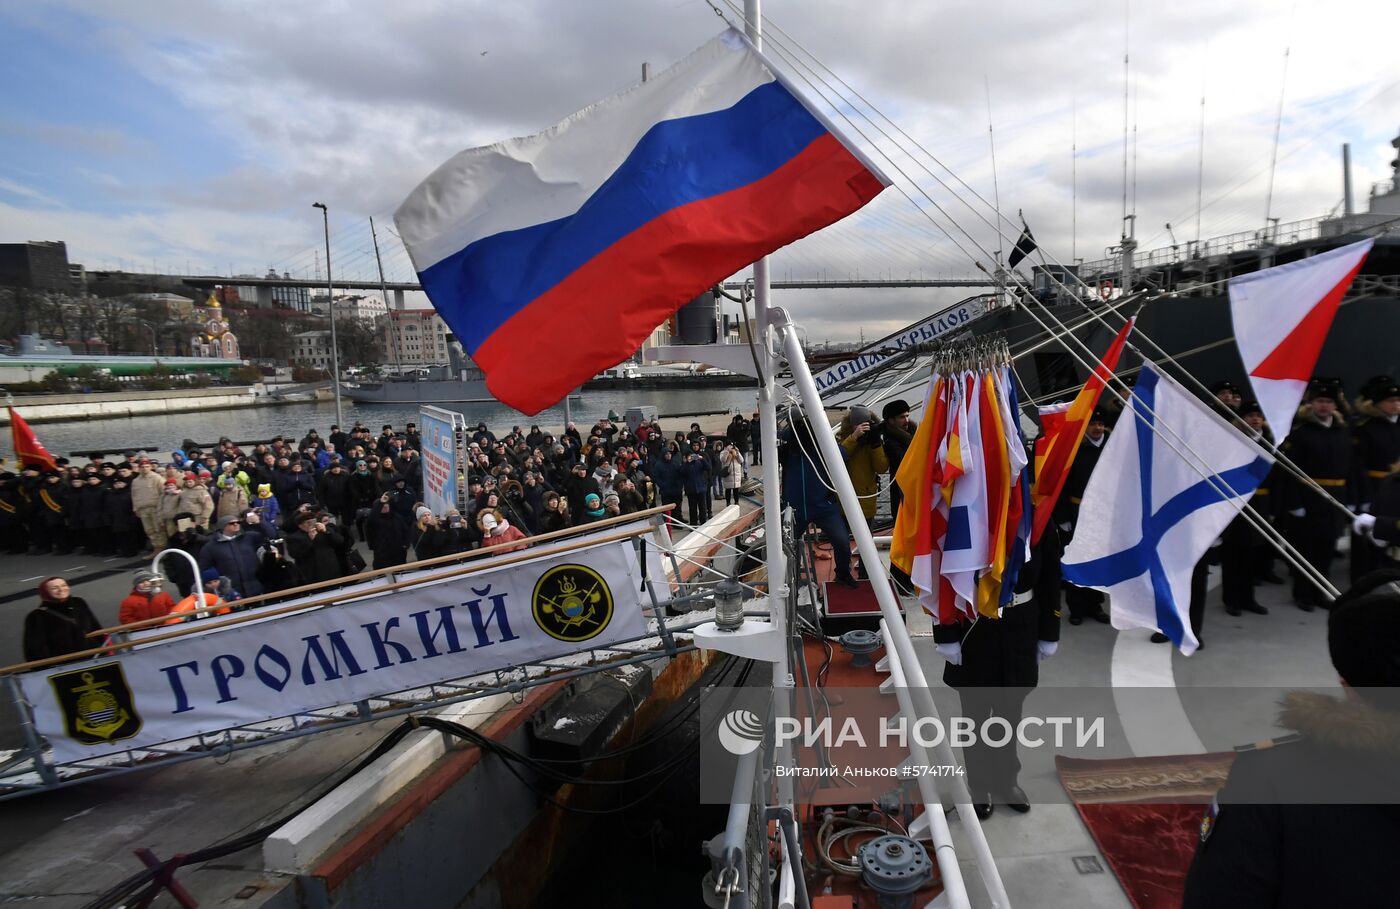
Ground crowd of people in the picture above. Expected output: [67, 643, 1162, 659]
[8, 413, 768, 662]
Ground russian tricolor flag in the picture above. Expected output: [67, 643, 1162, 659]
[395, 30, 889, 414]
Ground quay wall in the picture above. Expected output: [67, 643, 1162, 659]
[0, 386, 276, 425]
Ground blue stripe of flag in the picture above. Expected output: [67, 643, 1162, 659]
[419, 80, 828, 354]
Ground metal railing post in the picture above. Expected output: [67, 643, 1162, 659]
[5, 675, 57, 786]
[776, 308, 1011, 907]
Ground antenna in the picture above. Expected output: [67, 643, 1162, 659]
[1195, 94, 1206, 248]
[1263, 43, 1291, 239]
[1130, 76, 1139, 219]
[1072, 95, 1077, 264]
[1264, 4, 1296, 239]
[1121, 0, 1130, 234]
[985, 75, 1002, 265]
[369, 216, 404, 376]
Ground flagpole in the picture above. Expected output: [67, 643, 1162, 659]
[776, 309, 1012, 907]
[743, 0, 801, 885]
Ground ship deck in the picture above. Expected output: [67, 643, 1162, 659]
[0, 525, 1337, 908]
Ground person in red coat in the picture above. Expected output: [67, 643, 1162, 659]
[117, 570, 176, 625]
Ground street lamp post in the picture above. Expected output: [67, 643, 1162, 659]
[312, 202, 345, 427]
[136, 319, 158, 357]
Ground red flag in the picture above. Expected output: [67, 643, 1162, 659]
[1229, 238, 1372, 444]
[9, 407, 57, 471]
[1030, 318, 1134, 543]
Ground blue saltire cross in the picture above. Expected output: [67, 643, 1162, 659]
[1061, 368, 1271, 646]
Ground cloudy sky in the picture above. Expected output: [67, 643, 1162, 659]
[1, 0, 1394, 343]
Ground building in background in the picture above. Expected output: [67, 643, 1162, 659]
[190, 293, 240, 359]
[293, 330, 334, 369]
[131, 292, 195, 320]
[383, 308, 451, 367]
[0, 241, 71, 291]
[332, 294, 388, 321]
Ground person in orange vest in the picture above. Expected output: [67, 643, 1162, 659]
[163, 568, 235, 625]
[118, 570, 175, 625]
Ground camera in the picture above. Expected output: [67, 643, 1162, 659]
[862, 425, 884, 448]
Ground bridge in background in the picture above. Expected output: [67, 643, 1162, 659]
[90, 270, 995, 310]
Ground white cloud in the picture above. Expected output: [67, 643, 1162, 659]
[1, 0, 1395, 340]
[0, 176, 65, 209]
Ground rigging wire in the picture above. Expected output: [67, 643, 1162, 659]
[714, 2, 1344, 595]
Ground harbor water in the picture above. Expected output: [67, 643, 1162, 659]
[33, 386, 762, 456]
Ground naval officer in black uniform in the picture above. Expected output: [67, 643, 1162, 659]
[933, 526, 1062, 820]
[1349, 377, 1400, 583]
[1056, 409, 1110, 625]
[1279, 380, 1352, 611]
[1220, 400, 1272, 617]
[1182, 570, 1400, 907]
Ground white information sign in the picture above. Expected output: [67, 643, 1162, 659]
[22, 538, 651, 762]
[419, 406, 460, 517]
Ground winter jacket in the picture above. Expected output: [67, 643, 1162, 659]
[414, 525, 452, 562]
[367, 510, 412, 567]
[151, 486, 183, 526]
[481, 522, 529, 553]
[253, 492, 281, 526]
[1182, 691, 1400, 909]
[130, 472, 164, 511]
[118, 590, 176, 625]
[198, 524, 269, 597]
[276, 470, 317, 512]
[23, 598, 101, 662]
[719, 449, 746, 491]
[540, 509, 570, 534]
[177, 485, 215, 529]
[285, 525, 346, 584]
[104, 485, 142, 533]
[386, 485, 419, 523]
[317, 469, 353, 512]
[73, 483, 107, 530]
[162, 530, 208, 596]
[682, 454, 712, 495]
[837, 426, 889, 521]
[647, 456, 684, 499]
[214, 485, 251, 523]
[349, 471, 380, 508]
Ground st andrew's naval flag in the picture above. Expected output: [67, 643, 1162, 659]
[1061, 366, 1273, 654]
[395, 30, 889, 414]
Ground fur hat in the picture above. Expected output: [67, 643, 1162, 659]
[882, 399, 912, 421]
[1309, 378, 1342, 401]
[1327, 571, 1400, 696]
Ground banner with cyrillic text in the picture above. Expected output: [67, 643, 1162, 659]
[811, 297, 988, 394]
[22, 537, 650, 762]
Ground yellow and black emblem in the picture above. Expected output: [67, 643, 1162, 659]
[49, 663, 142, 746]
[532, 564, 614, 642]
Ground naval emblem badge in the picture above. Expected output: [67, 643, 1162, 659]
[532, 564, 614, 643]
[49, 663, 142, 745]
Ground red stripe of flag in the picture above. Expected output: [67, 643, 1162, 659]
[1030, 318, 1134, 543]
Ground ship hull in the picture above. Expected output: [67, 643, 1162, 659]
[992, 283, 1398, 405]
[343, 379, 498, 404]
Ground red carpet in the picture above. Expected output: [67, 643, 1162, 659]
[1056, 753, 1237, 909]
